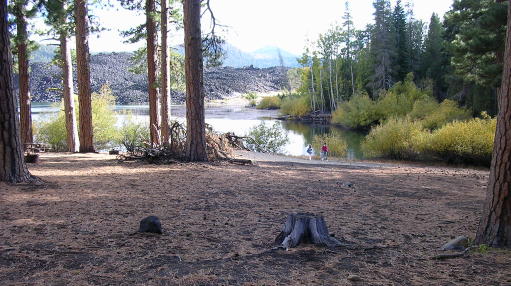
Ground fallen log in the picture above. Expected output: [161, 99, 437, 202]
[274, 213, 344, 249]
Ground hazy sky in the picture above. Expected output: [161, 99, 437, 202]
[50, 0, 453, 55]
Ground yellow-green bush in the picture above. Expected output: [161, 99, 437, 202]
[117, 119, 150, 152]
[91, 85, 120, 149]
[280, 94, 311, 117]
[408, 97, 439, 120]
[243, 92, 258, 107]
[376, 74, 429, 120]
[312, 132, 348, 157]
[424, 117, 496, 165]
[36, 111, 68, 151]
[37, 84, 120, 151]
[256, 96, 281, 110]
[331, 92, 379, 129]
[362, 117, 426, 160]
[419, 100, 471, 130]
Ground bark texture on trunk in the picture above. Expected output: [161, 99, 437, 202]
[74, 0, 94, 152]
[275, 213, 344, 249]
[475, 2, 511, 247]
[13, 2, 32, 148]
[60, 33, 79, 152]
[160, 0, 171, 146]
[0, 1, 33, 183]
[146, 0, 161, 146]
[183, 0, 207, 161]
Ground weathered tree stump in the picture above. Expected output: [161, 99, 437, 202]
[139, 216, 162, 234]
[274, 213, 343, 249]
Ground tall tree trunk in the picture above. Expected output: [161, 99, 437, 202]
[319, 67, 324, 112]
[74, 0, 94, 152]
[160, 0, 171, 146]
[60, 33, 79, 152]
[350, 61, 355, 96]
[13, 1, 32, 149]
[334, 58, 339, 103]
[146, 0, 161, 146]
[328, 57, 335, 111]
[0, 0, 34, 183]
[310, 63, 315, 112]
[475, 2, 511, 248]
[183, 0, 207, 161]
[347, 27, 355, 96]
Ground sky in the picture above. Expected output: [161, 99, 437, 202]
[37, 0, 454, 55]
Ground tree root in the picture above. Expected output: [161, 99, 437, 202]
[431, 246, 476, 260]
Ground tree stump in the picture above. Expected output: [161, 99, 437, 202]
[274, 213, 343, 249]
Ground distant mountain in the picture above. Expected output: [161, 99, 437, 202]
[31, 43, 300, 68]
[222, 44, 299, 68]
[30, 45, 57, 63]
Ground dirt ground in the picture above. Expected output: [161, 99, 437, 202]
[1, 152, 510, 286]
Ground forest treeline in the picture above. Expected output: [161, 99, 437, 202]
[295, 0, 506, 116]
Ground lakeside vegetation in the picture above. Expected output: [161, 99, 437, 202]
[251, 0, 506, 166]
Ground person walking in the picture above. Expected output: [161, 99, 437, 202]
[306, 144, 313, 160]
[321, 143, 329, 161]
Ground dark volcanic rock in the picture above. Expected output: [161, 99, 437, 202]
[138, 216, 162, 234]
[20, 52, 289, 104]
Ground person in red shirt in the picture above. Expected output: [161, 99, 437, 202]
[321, 143, 329, 161]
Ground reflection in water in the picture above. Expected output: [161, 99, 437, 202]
[282, 121, 366, 159]
[31, 103, 366, 159]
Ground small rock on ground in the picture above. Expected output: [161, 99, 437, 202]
[347, 274, 361, 282]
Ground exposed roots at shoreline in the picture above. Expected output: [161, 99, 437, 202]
[117, 122, 250, 164]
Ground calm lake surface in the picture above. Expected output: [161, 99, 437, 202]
[31, 103, 365, 159]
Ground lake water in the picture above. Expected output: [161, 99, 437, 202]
[31, 103, 365, 159]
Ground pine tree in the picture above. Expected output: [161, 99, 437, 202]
[444, 0, 507, 113]
[404, 2, 424, 78]
[391, 0, 410, 83]
[184, 0, 207, 161]
[370, 0, 394, 94]
[146, 0, 161, 146]
[41, 0, 79, 152]
[421, 13, 446, 100]
[74, 0, 94, 152]
[160, 0, 170, 146]
[9, 0, 36, 149]
[0, 0, 36, 183]
[475, 0, 511, 248]
[342, 0, 355, 96]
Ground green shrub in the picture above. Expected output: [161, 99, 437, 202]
[245, 122, 289, 153]
[91, 85, 120, 149]
[312, 132, 348, 157]
[331, 92, 379, 129]
[420, 100, 471, 130]
[424, 117, 496, 165]
[36, 111, 68, 152]
[376, 73, 429, 120]
[362, 117, 426, 160]
[280, 94, 310, 117]
[117, 120, 150, 152]
[256, 96, 282, 110]
[36, 84, 120, 151]
[243, 92, 258, 107]
[408, 97, 439, 120]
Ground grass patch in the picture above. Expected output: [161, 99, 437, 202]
[256, 96, 281, 110]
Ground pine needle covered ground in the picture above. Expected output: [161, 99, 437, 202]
[0, 153, 510, 285]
